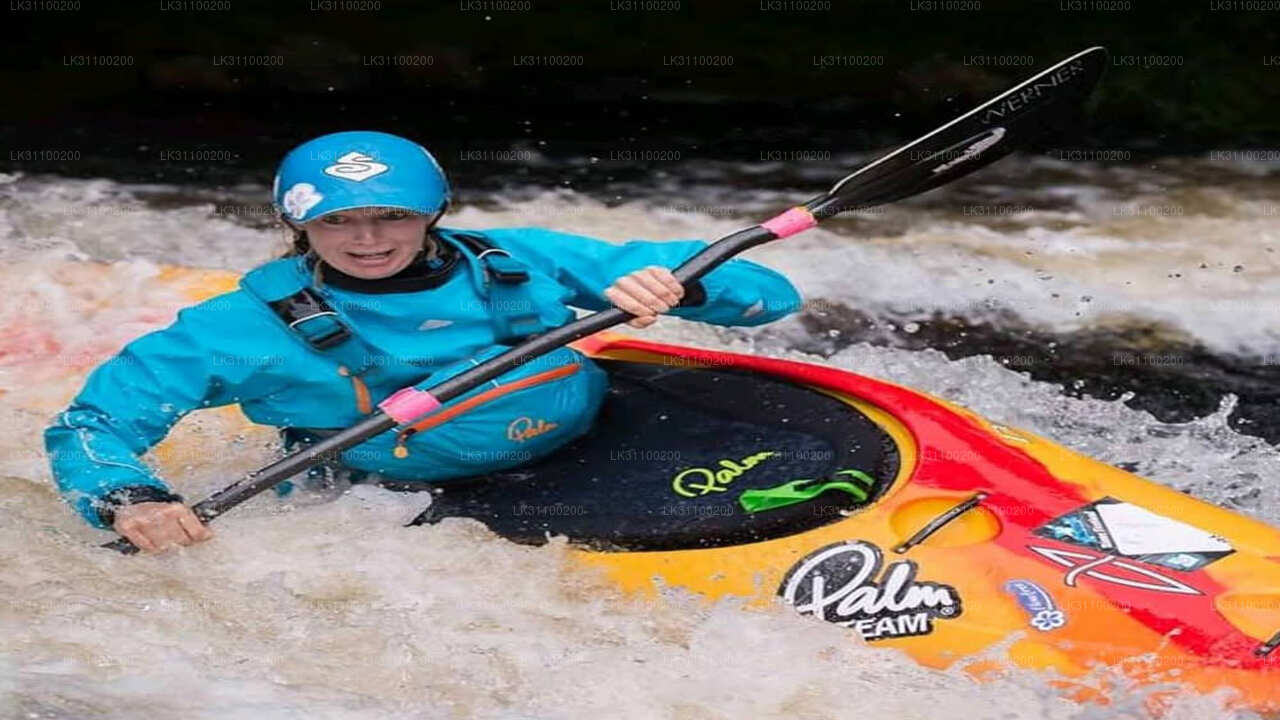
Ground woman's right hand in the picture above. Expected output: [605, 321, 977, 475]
[112, 502, 214, 553]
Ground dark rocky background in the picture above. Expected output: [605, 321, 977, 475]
[2, 0, 1278, 188]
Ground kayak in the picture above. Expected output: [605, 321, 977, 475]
[418, 332, 1280, 713]
[30, 263, 1280, 712]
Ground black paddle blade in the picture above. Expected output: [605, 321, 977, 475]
[807, 46, 1108, 218]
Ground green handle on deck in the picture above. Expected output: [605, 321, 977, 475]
[738, 469, 875, 513]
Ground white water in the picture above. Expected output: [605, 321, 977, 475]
[2, 164, 1278, 719]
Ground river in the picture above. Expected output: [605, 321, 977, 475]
[2, 154, 1278, 718]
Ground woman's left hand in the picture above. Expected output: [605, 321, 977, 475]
[604, 266, 685, 329]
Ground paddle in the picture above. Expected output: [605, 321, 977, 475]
[103, 46, 1107, 554]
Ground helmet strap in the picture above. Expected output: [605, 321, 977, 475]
[422, 206, 447, 261]
[423, 233, 439, 262]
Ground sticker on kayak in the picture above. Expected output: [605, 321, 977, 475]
[1027, 545, 1203, 595]
[1002, 579, 1067, 631]
[1033, 497, 1234, 572]
[779, 541, 962, 641]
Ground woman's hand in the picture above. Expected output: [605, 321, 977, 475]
[113, 502, 214, 554]
[604, 266, 685, 329]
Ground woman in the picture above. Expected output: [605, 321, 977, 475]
[45, 131, 802, 553]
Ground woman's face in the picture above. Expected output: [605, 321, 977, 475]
[301, 207, 430, 278]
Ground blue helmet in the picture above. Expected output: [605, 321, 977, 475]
[273, 130, 450, 223]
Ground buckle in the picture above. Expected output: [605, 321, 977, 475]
[477, 248, 529, 284]
[298, 316, 351, 350]
[269, 289, 352, 350]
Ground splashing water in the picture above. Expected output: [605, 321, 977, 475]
[2, 164, 1277, 719]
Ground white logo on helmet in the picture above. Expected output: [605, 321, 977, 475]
[282, 182, 324, 220]
[323, 151, 390, 182]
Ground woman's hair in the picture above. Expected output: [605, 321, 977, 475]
[283, 228, 313, 257]
[276, 228, 324, 286]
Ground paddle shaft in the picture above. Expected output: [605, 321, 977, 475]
[195, 223, 774, 518]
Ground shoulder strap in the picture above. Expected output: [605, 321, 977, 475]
[435, 229, 549, 345]
[240, 257, 377, 375]
[442, 230, 530, 284]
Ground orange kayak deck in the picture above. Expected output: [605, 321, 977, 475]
[563, 333, 1280, 713]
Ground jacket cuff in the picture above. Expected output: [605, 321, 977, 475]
[94, 485, 185, 528]
[676, 279, 707, 308]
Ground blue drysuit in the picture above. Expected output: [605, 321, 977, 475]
[44, 227, 802, 529]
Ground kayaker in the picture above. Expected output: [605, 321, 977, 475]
[44, 130, 803, 553]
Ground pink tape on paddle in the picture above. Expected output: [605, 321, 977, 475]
[760, 207, 817, 238]
[378, 387, 443, 423]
